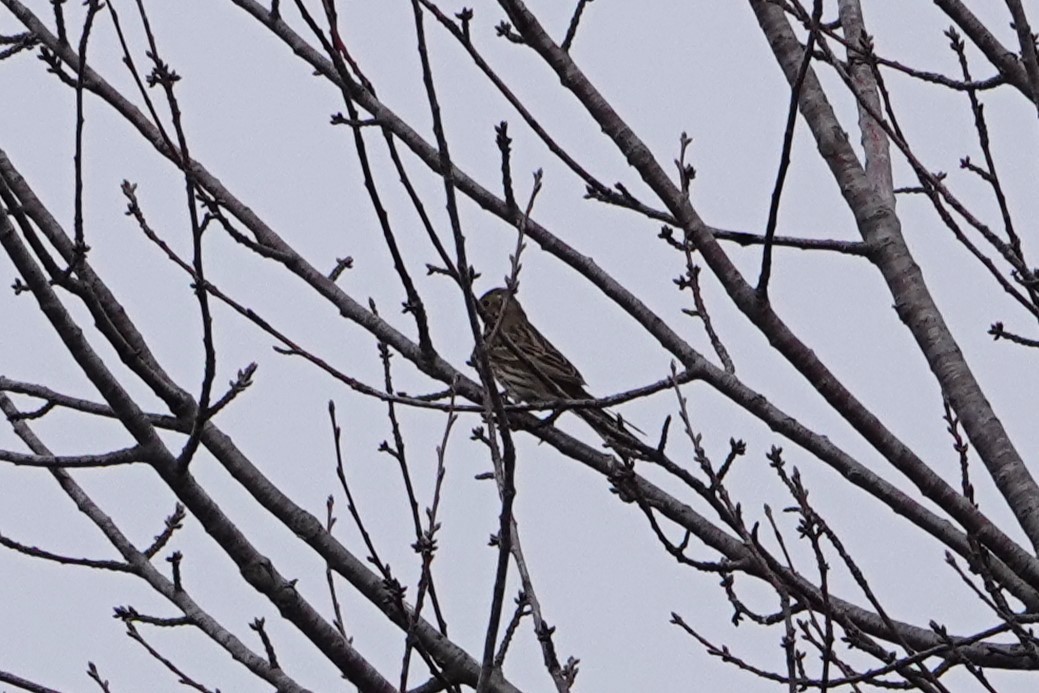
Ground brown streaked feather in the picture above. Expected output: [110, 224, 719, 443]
[476, 287, 588, 401]
[504, 319, 587, 394]
[475, 287, 582, 399]
[473, 287, 645, 454]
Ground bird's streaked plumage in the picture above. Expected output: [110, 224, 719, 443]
[477, 287, 588, 401]
[474, 287, 643, 453]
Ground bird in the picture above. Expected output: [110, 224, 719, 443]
[473, 286, 644, 454]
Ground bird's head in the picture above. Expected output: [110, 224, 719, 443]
[477, 287, 523, 323]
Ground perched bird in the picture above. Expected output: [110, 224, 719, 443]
[474, 286, 643, 453]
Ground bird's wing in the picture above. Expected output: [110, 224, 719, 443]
[513, 321, 588, 396]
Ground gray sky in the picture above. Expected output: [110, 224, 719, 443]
[2, 1, 1038, 691]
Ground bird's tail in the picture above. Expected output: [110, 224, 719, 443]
[576, 407, 650, 458]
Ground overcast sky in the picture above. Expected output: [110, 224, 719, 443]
[2, 1, 1039, 691]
